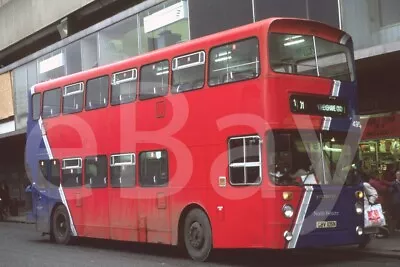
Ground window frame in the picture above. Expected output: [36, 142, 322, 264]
[61, 82, 85, 115]
[61, 157, 83, 188]
[228, 135, 262, 186]
[208, 36, 261, 88]
[171, 50, 206, 94]
[110, 68, 138, 106]
[84, 155, 108, 188]
[62, 82, 84, 115]
[139, 59, 170, 101]
[85, 76, 110, 111]
[42, 88, 62, 119]
[31, 93, 41, 121]
[139, 150, 169, 188]
[110, 153, 136, 188]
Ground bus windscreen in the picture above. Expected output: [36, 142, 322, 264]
[269, 33, 354, 82]
[268, 130, 360, 186]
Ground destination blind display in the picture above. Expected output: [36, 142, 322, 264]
[289, 94, 348, 117]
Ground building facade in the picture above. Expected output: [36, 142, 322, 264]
[0, 0, 399, 201]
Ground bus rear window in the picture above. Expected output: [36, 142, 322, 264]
[269, 33, 354, 82]
[209, 37, 260, 86]
[32, 93, 41, 120]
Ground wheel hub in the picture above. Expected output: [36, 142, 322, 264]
[56, 214, 67, 236]
[189, 222, 205, 249]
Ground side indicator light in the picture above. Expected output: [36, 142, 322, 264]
[355, 191, 364, 199]
[283, 192, 293, 201]
[218, 176, 227, 187]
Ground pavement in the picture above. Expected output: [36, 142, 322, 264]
[4, 210, 34, 224]
[352, 231, 400, 259]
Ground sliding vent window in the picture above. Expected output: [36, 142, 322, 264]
[139, 60, 169, 100]
[86, 76, 109, 110]
[139, 150, 168, 187]
[43, 88, 61, 119]
[209, 38, 260, 86]
[32, 93, 41, 120]
[228, 136, 262, 185]
[111, 69, 137, 105]
[63, 83, 83, 114]
[110, 153, 135, 188]
[85, 155, 108, 188]
[172, 51, 205, 93]
[62, 158, 82, 188]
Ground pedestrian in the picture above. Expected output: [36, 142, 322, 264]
[362, 174, 389, 238]
[0, 181, 10, 216]
[388, 170, 400, 230]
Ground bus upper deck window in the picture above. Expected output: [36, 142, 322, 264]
[86, 76, 109, 110]
[172, 51, 205, 93]
[111, 69, 137, 105]
[209, 37, 260, 86]
[32, 93, 41, 120]
[63, 83, 84, 115]
[42, 88, 61, 119]
[139, 61, 169, 100]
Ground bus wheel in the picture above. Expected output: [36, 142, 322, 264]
[183, 209, 212, 262]
[52, 205, 72, 245]
[358, 234, 372, 249]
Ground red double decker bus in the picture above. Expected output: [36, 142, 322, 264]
[26, 17, 364, 261]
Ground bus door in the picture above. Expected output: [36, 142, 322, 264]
[137, 150, 171, 244]
[220, 136, 264, 248]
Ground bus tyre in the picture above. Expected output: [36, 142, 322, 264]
[52, 205, 72, 245]
[358, 234, 371, 249]
[183, 209, 212, 262]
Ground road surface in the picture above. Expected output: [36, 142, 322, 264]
[0, 222, 399, 267]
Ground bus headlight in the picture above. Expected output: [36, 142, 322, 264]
[284, 231, 293, 241]
[355, 202, 363, 215]
[356, 226, 363, 236]
[282, 204, 294, 218]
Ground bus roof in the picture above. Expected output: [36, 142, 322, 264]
[33, 17, 349, 93]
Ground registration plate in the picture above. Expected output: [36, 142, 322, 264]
[316, 221, 337, 229]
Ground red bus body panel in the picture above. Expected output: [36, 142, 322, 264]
[27, 17, 362, 250]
